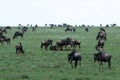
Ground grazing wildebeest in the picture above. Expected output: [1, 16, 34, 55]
[41, 39, 53, 50]
[16, 42, 24, 54]
[13, 31, 24, 39]
[94, 52, 112, 70]
[68, 50, 82, 68]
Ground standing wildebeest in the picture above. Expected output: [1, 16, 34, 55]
[94, 52, 112, 70]
[0, 28, 7, 35]
[41, 39, 53, 50]
[85, 27, 89, 32]
[96, 29, 107, 41]
[1, 36, 10, 45]
[22, 26, 28, 32]
[16, 42, 24, 54]
[56, 37, 81, 50]
[70, 38, 81, 48]
[95, 39, 105, 51]
[65, 27, 72, 32]
[68, 50, 82, 68]
[13, 31, 24, 39]
[5, 26, 11, 30]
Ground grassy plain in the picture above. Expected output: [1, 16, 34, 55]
[0, 27, 120, 80]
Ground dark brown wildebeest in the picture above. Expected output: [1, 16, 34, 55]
[85, 27, 89, 32]
[32, 27, 36, 32]
[56, 38, 72, 50]
[16, 42, 24, 54]
[96, 39, 105, 51]
[72, 28, 76, 32]
[13, 31, 24, 39]
[65, 27, 72, 32]
[2, 36, 10, 45]
[96, 30, 107, 41]
[22, 26, 28, 32]
[56, 40, 64, 50]
[70, 39, 81, 48]
[5, 26, 11, 30]
[0, 28, 7, 35]
[68, 50, 82, 68]
[94, 52, 112, 70]
[41, 39, 53, 50]
[56, 37, 81, 50]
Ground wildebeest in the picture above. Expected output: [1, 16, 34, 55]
[16, 42, 24, 54]
[95, 39, 105, 51]
[65, 27, 72, 32]
[56, 40, 64, 50]
[70, 38, 81, 48]
[85, 27, 89, 32]
[56, 38, 72, 50]
[5, 26, 11, 30]
[0, 28, 7, 35]
[94, 52, 112, 70]
[22, 26, 28, 32]
[68, 50, 82, 68]
[32, 27, 36, 32]
[56, 37, 81, 50]
[1, 36, 10, 45]
[96, 29, 107, 41]
[65, 27, 76, 32]
[41, 39, 53, 50]
[13, 31, 24, 39]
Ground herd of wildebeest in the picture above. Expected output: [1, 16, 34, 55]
[0, 26, 112, 70]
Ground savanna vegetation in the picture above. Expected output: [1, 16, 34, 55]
[0, 27, 120, 80]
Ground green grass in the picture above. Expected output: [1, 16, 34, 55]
[0, 27, 120, 80]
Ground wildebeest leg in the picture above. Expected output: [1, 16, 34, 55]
[41, 44, 43, 49]
[70, 61, 73, 68]
[21, 50, 24, 54]
[45, 46, 48, 50]
[79, 44, 80, 48]
[99, 61, 103, 69]
[16, 49, 18, 54]
[108, 62, 111, 70]
[21, 35, 23, 38]
[75, 60, 78, 68]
